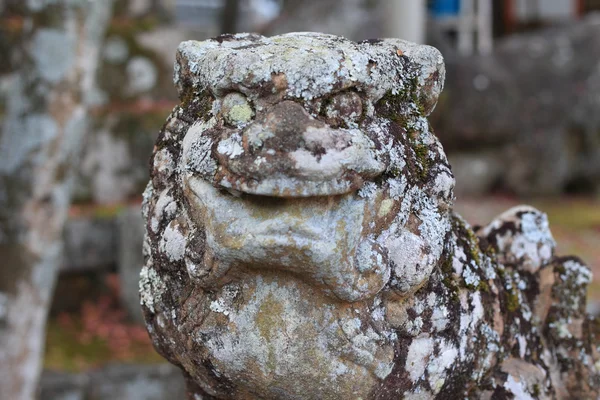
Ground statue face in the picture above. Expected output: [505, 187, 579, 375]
[142, 33, 455, 399]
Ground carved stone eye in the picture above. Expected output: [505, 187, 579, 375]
[324, 91, 363, 127]
[222, 92, 254, 127]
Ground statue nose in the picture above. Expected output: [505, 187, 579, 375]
[244, 100, 323, 152]
[216, 101, 386, 197]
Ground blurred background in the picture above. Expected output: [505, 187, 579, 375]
[0, 0, 599, 399]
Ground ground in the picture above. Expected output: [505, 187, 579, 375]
[44, 272, 163, 372]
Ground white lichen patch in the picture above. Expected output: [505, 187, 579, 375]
[504, 375, 535, 400]
[427, 340, 458, 394]
[415, 195, 450, 266]
[457, 290, 486, 361]
[375, 361, 394, 380]
[217, 132, 244, 159]
[388, 176, 408, 200]
[517, 335, 528, 358]
[403, 390, 434, 400]
[520, 210, 554, 246]
[139, 266, 166, 313]
[433, 170, 455, 201]
[152, 190, 177, 232]
[358, 181, 378, 199]
[182, 119, 218, 178]
[153, 148, 175, 178]
[431, 306, 449, 332]
[160, 221, 186, 261]
[562, 259, 592, 287]
[406, 336, 434, 382]
[463, 264, 481, 288]
[480, 206, 556, 273]
[472, 292, 484, 322]
[209, 284, 239, 317]
[141, 181, 154, 221]
[386, 231, 428, 294]
[452, 244, 466, 276]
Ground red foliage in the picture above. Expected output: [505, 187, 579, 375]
[56, 273, 153, 361]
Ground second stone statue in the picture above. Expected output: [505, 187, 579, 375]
[140, 32, 600, 399]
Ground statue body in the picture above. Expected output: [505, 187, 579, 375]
[140, 33, 600, 399]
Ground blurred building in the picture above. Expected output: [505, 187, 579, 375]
[429, 0, 600, 55]
[502, 0, 600, 33]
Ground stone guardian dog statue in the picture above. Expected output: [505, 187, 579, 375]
[140, 32, 600, 399]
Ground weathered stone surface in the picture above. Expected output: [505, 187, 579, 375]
[40, 369, 88, 400]
[431, 14, 600, 196]
[40, 363, 185, 400]
[141, 33, 600, 399]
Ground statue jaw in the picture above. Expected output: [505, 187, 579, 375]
[183, 176, 391, 302]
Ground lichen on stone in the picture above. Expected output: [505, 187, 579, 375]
[139, 265, 166, 314]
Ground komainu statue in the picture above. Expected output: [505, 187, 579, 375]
[140, 32, 600, 399]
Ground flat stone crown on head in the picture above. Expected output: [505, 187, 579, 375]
[174, 32, 445, 115]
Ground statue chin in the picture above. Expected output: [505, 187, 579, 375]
[189, 273, 395, 400]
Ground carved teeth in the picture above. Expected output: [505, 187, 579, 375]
[225, 188, 242, 197]
[217, 174, 364, 198]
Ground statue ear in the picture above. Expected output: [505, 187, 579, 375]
[174, 34, 266, 102]
[380, 39, 446, 116]
[174, 40, 212, 102]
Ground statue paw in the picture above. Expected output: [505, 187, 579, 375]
[479, 205, 555, 273]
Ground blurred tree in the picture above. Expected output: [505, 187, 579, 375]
[0, 1, 113, 399]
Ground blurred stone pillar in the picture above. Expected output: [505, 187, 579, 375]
[384, 0, 426, 43]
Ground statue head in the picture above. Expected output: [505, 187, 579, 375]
[141, 32, 454, 399]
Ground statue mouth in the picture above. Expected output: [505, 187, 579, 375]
[185, 175, 363, 242]
[184, 176, 390, 302]
[215, 171, 367, 198]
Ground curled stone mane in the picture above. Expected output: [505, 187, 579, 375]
[140, 32, 600, 399]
